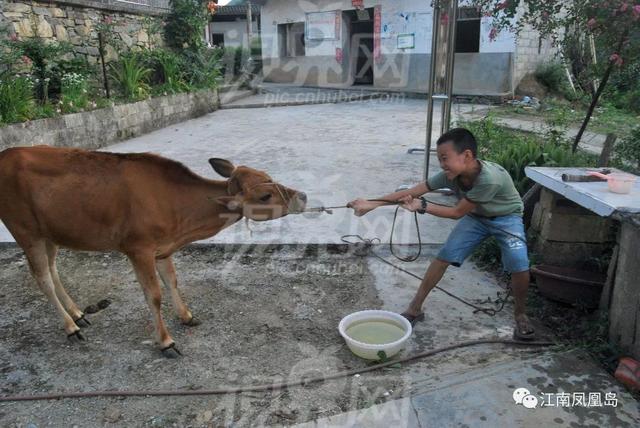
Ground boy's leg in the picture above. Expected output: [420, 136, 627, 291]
[403, 216, 489, 318]
[512, 270, 535, 335]
[490, 215, 535, 338]
[403, 258, 450, 317]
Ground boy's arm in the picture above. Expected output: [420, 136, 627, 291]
[348, 182, 430, 217]
[399, 195, 476, 220]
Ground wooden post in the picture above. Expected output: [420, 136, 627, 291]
[598, 133, 617, 167]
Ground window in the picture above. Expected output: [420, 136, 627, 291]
[211, 33, 224, 48]
[455, 7, 481, 53]
[278, 23, 305, 57]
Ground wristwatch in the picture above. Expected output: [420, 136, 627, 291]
[417, 197, 428, 214]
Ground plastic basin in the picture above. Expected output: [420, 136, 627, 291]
[606, 173, 636, 194]
[338, 310, 412, 360]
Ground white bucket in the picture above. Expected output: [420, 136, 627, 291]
[338, 310, 412, 360]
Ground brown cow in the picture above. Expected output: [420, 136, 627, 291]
[0, 146, 307, 358]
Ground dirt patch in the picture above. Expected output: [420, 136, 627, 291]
[0, 244, 414, 427]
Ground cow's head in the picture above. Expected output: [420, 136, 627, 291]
[209, 158, 307, 220]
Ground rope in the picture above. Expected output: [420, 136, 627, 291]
[302, 197, 516, 316]
[341, 234, 511, 316]
[0, 339, 554, 402]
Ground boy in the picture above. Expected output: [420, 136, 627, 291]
[348, 128, 535, 340]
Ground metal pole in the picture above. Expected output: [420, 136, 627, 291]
[246, 1, 253, 49]
[423, 2, 441, 181]
[442, 1, 458, 132]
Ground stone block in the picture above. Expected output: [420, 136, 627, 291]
[539, 210, 613, 243]
[531, 202, 543, 232]
[33, 7, 51, 16]
[36, 16, 53, 38]
[539, 188, 557, 210]
[76, 25, 90, 37]
[3, 12, 26, 19]
[533, 240, 611, 268]
[5, 3, 31, 13]
[14, 19, 35, 37]
[52, 8, 65, 18]
[54, 24, 68, 41]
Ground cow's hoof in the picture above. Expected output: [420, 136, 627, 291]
[161, 343, 182, 359]
[67, 330, 87, 342]
[84, 304, 99, 314]
[74, 315, 91, 328]
[97, 299, 111, 310]
[182, 316, 201, 327]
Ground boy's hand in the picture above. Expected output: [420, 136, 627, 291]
[347, 199, 377, 217]
[398, 195, 422, 212]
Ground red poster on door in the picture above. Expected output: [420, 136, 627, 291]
[352, 0, 364, 9]
[336, 47, 343, 63]
[374, 5, 382, 63]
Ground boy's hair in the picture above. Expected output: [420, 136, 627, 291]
[436, 128, 477, 158]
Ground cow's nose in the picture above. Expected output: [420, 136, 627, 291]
[298, 192, 307, 202]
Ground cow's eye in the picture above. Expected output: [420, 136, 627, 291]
[260, 194, 272, 202]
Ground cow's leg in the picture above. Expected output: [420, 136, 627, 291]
[128, 252, 180, 358]
[156, 256, 200, 326]
[23, 240, 84, 341]
[45, 242, 89, 327]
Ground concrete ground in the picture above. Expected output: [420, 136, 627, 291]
[1, 88, 638, 426]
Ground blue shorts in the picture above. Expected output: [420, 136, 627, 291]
[437, 214, 529, 273]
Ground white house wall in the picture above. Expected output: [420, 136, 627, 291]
[209, 19, 259, 48]
[261, 0, 544, 95]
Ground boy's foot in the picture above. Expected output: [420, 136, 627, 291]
[400, 311, 425, 327]
[513, 314, 536, 341]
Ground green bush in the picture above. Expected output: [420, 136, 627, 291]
[60, 72, 89, 113]
[10, 37, 73, 102]
[535, 61, 577, 101]
[464, 116, 596, 194]
[139, 48, 189, 94]
[180, 48, 222, 89]
[109, 54, 151, 100]
[614, 126, 640, 173]
[211, 46, 251, 78]
[606, 61, 640, 113]
[0, 76, 35, 124]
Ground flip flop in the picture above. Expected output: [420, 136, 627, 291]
[400, 311, 425, 327]
[513, 319, 536, 341]
[615, 357, 640, 390]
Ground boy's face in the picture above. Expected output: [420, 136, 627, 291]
[436, 141, 474, 180]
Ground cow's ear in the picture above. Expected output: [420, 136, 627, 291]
[214, 196, 242, 211]
[209, 158, 235, 177]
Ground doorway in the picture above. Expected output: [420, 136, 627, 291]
[345, 8, 374, 85]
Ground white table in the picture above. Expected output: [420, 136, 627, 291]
[525, 167, 640, 217]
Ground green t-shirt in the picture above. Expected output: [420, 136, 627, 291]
[426, 160, 523, 217]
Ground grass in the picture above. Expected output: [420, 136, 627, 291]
[495, 98, 639, 138]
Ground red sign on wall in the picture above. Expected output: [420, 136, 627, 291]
[352, 0, 364, 9]
[336, 48, 343, 64]
[374, 5, 381, 63]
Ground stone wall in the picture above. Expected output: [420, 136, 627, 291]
[608, 222, 640, 360]
[530, 188, 615, 267]
[0, 89, 218, 151]
[1, 0, 166, 65]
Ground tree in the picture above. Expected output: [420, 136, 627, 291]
[473, 0, 640, 152]
[164, 0, 208, 53]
